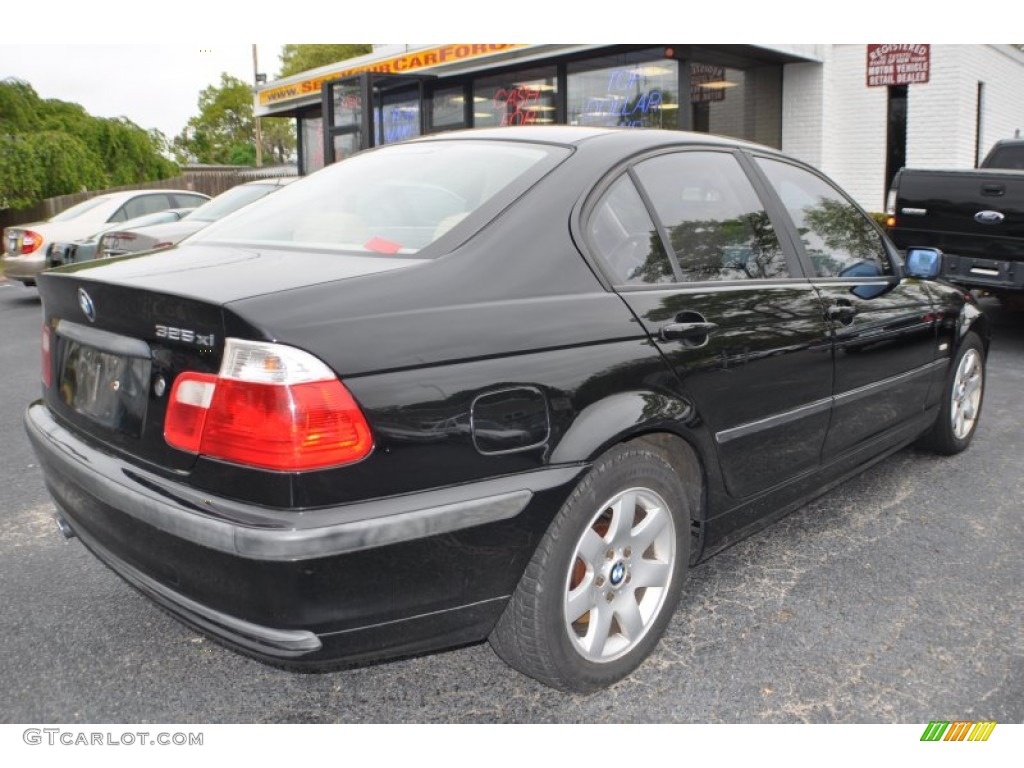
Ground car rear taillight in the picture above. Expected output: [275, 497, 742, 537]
[153, 242, 174, 249]
[21, 230, 44, 255]
[41, 324, 52, 388]
[164, 339, 372, 471]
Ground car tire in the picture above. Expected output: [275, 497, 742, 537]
[918, 332, 986, 455]
[489, 442, 690, 692]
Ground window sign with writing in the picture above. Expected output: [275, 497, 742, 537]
[691, 64, 728, 104]
[473, 68, 557, 127]
[567, 58, 678, 129]
[866, 44, 930, 87]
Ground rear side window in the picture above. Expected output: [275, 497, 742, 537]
[195, 141, 569, 255]
[587, 175, 674, 285]
[756, 157, 893, 278]
[983, 145, 1024, 170]
[633, 151, 788, 282]
[110, 194, 173, 222]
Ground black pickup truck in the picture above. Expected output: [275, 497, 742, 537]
[886, 138, 1024, 307]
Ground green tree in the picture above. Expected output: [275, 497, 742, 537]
[260, 117, 296, 164]
[176, 73, 255, 165]
[0, 79, 41, 133]
[87, 118, 178, 185]
[0, 78, 177, 209]
[27, 131, 108, 198]
[0, 136, 42, 209]
[175, 73, 296, 165]
[278, 44, 372, 77]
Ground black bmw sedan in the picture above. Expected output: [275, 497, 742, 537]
[26, 127, 989, 692]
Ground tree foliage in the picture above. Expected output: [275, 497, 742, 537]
[278, 44, 372, 78]
[174, 73, 254, 165]
[173, 73, 296, 166]
[0, 78, 177, 210]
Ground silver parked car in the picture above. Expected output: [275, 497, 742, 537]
[47, 206, 208, 268]
[98, 178, 298, 258]
[2, 189, 209, 285]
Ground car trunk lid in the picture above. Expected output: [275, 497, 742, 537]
[37, 243, 426, 472]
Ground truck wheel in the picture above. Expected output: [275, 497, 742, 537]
[489, 443, 690, 692]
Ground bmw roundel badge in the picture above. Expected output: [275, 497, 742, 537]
[78, 288, 96, 323]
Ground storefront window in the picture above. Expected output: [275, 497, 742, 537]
[300, 115, 325, 174]
[568, 54, 679, 129]
[690, 62, 782, 148]
[376, 87, 421, 145]
[332, 81, 363, 128]
[472, 68, 558, 127]
[333, 133, 360, 163]
[431, 85, 468, 131]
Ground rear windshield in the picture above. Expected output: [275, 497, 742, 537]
[186, 183, 281, 222]
[193, 140, 568, 255]
[50, 197, 110, 222]
[983, 146, 1024, 170]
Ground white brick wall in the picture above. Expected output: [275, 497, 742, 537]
[821, 45, 890, 212]
[782, 45, 1024, 211]
[782, 61, 825, 168]
[907, 44, 1024, 169]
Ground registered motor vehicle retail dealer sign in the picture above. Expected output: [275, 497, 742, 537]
[866, 44, 930, 86]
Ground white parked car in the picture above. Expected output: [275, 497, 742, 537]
[1, 189, 209, 285]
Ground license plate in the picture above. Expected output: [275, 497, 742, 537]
[58, 339, 151, 436]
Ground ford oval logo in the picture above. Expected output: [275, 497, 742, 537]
[77, 288, 96, 323]
[974, 210, 1005, 225]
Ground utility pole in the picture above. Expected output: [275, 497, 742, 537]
[252, 44, 263, 168]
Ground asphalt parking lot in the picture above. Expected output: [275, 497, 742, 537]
[0, 279, 1021, 724]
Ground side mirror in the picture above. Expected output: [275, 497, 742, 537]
[904, 247, 942, 279]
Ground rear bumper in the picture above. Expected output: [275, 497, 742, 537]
[25, 401, 584, 663]
[941, 254, 1024, 292]
[48, 241, 97, 268]
[1, 251, 44, 283]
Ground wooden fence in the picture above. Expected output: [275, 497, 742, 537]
[0, 166, 298, 232]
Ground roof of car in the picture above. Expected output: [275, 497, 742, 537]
[241, 176, 300, 187]
[95, 189, 208, 200]
[413, 125, 776, 153]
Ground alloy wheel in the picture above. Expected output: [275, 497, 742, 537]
[563, 487, 676, 663]
[951, 348, 983, 440]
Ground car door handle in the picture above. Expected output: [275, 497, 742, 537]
[660, 322, 719, 342]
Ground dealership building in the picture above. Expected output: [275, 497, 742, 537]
[255, 44, 1024, 211]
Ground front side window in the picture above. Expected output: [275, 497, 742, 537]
[633, 151, 788, 282]
[194, 140, 568, 256]
[756, 158, 893, 278]
[170, 193, 209, 208]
